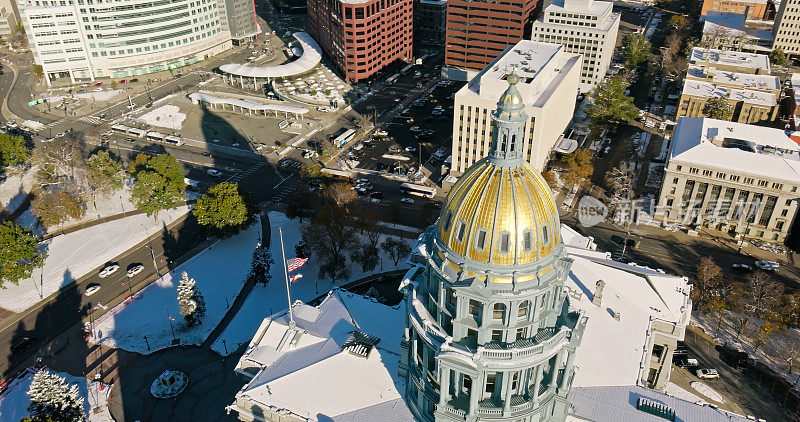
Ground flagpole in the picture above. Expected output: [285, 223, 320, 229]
[279, 227, 295, 328]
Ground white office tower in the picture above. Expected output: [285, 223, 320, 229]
[530, 0, 620, 94]
[450, 41, 581, 175]
[16, 0, 253, 85]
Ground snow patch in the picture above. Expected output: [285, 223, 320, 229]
[134, 105, 186, 130]
[664, 382, 705, 404]
[690, 381, 725, 403]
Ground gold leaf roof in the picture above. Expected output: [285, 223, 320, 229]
[436, 158, 560, 267]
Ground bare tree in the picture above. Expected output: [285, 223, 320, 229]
[301, 204, 357, 284]
[604, 162, 636, 201]
[743, 271, 784, 320]
[31, 138, 83, 192]
[693, 257, 725, 308]
[381, 237, 411, 266]
[775, 327, 800, 374]
[322, 182, 356, 208]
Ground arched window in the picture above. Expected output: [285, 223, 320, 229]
[510, 134, 516, 152]
[456, 220, 467, 242]
[443, 211, 453, 231]
[522, 229, 533, 252]
[542, 225, 549, 245]
[498, 231, 510, 254]
[518, 300, 530, 319]
[475, 228, 488, 251]
[493, 303, 506, 320]
[501, 133, 507, 153]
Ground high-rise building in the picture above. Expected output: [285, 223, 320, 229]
[219, 0, 259, 43]
[306, 0, 413, 83]
[655, 117, 800, 243]
[443, 0, 540, 78]
[450, 41, 581, 174]
[16, 0, 254, 85]
[773, 0, 800, 58]
[530, 0, 619, 93]
[0, 0, 19, 37]
[414, 0, 446, 47]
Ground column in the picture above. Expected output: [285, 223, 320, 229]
[532, 364, 544, 405]
[439, 367, 451, 407]
[468, 372, 483, 416]
[548, 349, 566, 394]
[503, 371, 513, 412]
[559, 350, 576, 392]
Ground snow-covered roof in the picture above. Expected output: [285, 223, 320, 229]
[547, 0, 613, 17]
[680, 79, 777, 106]
[188, 92, 309, 114]
[670, 117, 800, 183]
[689, 47, 770, 73]
[219, 32, 322, 79]
[564, 252, 691, 388]
[686, 65, 779, 92]
[702, 12, 774, 42]
[458, 40, 582, 109]
[232, 290, 413, 421]
[569, 385, 754, 422]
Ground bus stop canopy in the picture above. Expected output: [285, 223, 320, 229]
[219, 32, 322, 79]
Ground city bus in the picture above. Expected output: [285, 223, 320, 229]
[163, 134, 185, 146]
[111, 124, 132, 135]
[400, 183, 436, 198]
[128, 128, 147, 138]
[146, 131, 166, 142]
[333, 128, 356, 148]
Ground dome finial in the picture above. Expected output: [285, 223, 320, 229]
[507, 69, 520, 86]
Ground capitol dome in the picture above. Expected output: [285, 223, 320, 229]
[435, 73, 561, 268]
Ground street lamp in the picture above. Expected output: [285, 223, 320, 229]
[146, 244, 160, 278]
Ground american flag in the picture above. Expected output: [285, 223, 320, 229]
[286, 257, 308, 273]
[289, 274, 303, 283]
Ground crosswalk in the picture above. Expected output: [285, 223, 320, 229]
[79, 116, 105, 125]
[271, 176, 300, 204]
[226, 162, 265, 183]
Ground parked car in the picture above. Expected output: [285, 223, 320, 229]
[409, 126, 422, 133]
[732, 263, 753, 272]
[369, 191, 384, 199]
[388, 146, 402, 153]
[754, 260, 779, 271]
[206, 168, 222, 177]
[696, 368, 719, 379]
[130, 78, 139, 83]
[84, 283, 102, 296]
[405, 146, 417, 152]
[118, 79, 127, 84]
[126, 264, 145, 278]
[99, 264, 120, 278]
[401, 197, 415, 204]
[374, 130, 388, 136]
[10, 337, 34, 354]
[94, 82, 103, 86]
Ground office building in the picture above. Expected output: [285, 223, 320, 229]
[414, 0, 446, 47]
[16, 0, 255, 85]
[443, 0, 540, 78]
[701, 0, 768, 20]
[450, 41, 581, 174]
[702, 11, 774, 52]
[0, 0, 19, 37]
[655, 117, 800, 243]
[530, 0, 620, 93]
[219, 0, 259, 43]
[676, 64, 780, 124]
[773, 0, 800, 59]
[306, 0, 413, 83]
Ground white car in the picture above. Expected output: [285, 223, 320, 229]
[207, 169, 222, 177]
[754, 260, 779, 271]
[696, 368, 719, 379]
[99, 264, 119, 278]
[374, 130, 388, 136]
[401, 197, 415, 204]
[126, 264, 145, 278]
[212, 139, 220, 143]
[409, 126, 422, 133]
[84, 284, 101, 296]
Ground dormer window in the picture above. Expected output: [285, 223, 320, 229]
[499, 231, 510, 254]
[475, 228, 487, 251]
[443, 211, 453, 231]
[456, 220, 467, 243]
[542, 225, 549, 245]
[522, 229, 533, 252]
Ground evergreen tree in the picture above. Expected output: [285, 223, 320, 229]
[177, 271, 204, 326]
[192, 182, 255, 237]
[247, 246, 274, 286]
[584, 77, 639, 127]
[702, 97, 734, 120]
[0, 221, 45, 288]
[128, 153, 185, 217]
[294, 238, 311, 259]
[0, 132, 30, 171]
[26, 369, 85, 422]
[621, 33, 651, 69]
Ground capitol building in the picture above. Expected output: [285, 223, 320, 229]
[227, 78, 756, 422]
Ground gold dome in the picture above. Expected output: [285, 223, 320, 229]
[436, 158, 560, 267]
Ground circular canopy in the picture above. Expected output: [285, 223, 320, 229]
[219, 32, 322, 79]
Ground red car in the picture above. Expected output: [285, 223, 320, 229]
[94, 82, 102, 86]
[118, 79, 126, 84]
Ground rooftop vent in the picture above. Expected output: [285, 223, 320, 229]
[342, 331, 381, 359]
[636, 397, 676, 421]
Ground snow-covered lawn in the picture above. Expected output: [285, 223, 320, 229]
[210, 211, 413, 355]
[134, 105, 186, 130]
[693, 310, 800, 387]
[89, 218, 261, 353]
[0, 205, 190, 313]
[46, 89, 122, 103]
[0, 368, 112, 422]
[690, 381, 725, 403]
[0, 167, 35, 214]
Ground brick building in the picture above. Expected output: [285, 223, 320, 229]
[307, 0, 413, 83]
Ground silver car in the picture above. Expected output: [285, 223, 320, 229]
[127, 264, 145, 278]
[99, 264, 119, 278]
